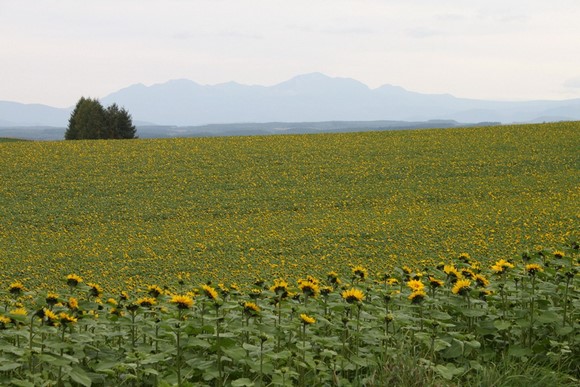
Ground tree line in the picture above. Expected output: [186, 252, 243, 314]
[65, 97, 136, 140]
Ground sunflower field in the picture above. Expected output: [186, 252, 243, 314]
[0, 122, 579, 385]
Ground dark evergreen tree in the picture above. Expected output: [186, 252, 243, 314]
[105, 104, 137, 139]
[65, 97, 137, 140]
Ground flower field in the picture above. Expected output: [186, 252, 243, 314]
[0, 251, 578, 385]
[0, 122, 579, 385]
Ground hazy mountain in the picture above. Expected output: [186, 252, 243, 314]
[2, 73, 580, 128]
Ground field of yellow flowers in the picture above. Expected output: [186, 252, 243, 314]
[0, 122, 579, 385]
[1, 123, 578, 291]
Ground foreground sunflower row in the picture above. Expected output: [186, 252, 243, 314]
[1, 247, 578, 386]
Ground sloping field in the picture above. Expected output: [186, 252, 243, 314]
[0, 122, 578, 290]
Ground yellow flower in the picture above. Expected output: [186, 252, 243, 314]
[171, 295, 194, 309]
[202, 284, 219, 301]
[9, 307, 27, 316]
[298, 279, 320, 297]
[59, 312, 78, 325]
[320, 286, 333, 296]
[408, 290, 427, 304]
[136, 297, 157, 308]
[107, 298, 118, 306]
[300, 313, 316, 325]
[474, 274, 490, 288]
[8, 281, 25, 295]
[386, 278, 399, 286]
[46, 292, 59, 306]
[327, 271, 340, 284]
[88, 283, 103, 298]
[243, 301, 260, 315]
[66, 274, 83, 287]
[491, 259, 515, 274]
[147, 285, 163, 298]
[0, 315, 11, 325]
[352, 265, 368, 280]
[68, 297, 79, 310]
[553, 250, 565, 259]
[525, 264, 544, 276]
[270, 279, 289, 297]
[444, 265, 461, 281]
[43, 308, 59, 325]
[428, 277, 444, 288]
[452, 279, 472, 295]
[341, 288, 365, 303]
[406, 279, 425, 292]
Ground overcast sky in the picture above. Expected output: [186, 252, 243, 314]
[2, 0, 580, 107]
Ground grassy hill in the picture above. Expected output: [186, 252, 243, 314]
[0, 122, 578, 290]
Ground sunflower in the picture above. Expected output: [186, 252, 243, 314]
[428, 277, 444, 289]
[300, 313, 316, 325]
[458, 252, 471, 263]
[8, 281, 25, 295]
[298, 279, 319, 297]
[491, 259, 515, 274]
[341, 288, 364, 303]
[444, 265, 461, 283]
[202, 284, 219, 301]
[66, 274, 83, 287]
[553, 251, 565, 259]
[147, 285, 163, 298]
[46, 292, 59, 306]
[43, 308, 59, 326]
[474, 274, 490, 288]
[452, 279, 472, 296]
[525, 263, 544, 276]
[243, 301, 260, 316]
[0, 315, 11, 328]
[68, 297, 79, 311]
[249, 288, 262, 299]
[406, 279, 425, 292]
[352, 265, 368, 280]
[327, 271, 340, 285]
[270, 279, 289, 298]
[136, 297, 157, 308]
[88, 283, 103, 298]
[408, 290, 427, 304]
[59, 312, 78, 325]
[171, 295, 194, 309]
[320, 286, 333, 297]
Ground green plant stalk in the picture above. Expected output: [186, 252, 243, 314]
[216, 305, 223, 387]
[176, 309, 182, 387]
[57, 324, 66, 385]
[562, 276, 570, 326]
[528, 274, 536, 346]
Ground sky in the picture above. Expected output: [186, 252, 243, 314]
[1, 0, 580, 108]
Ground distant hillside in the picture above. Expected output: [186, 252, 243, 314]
[2, 73, 580, 127]
[0, 120, 502, 140]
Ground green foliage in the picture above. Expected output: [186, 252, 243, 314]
[0, 248, 578, 385]
[65, 97, 136, 140]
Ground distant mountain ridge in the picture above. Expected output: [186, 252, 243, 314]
[1, 72, 579, 128]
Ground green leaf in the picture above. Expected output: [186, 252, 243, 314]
[494, 320, 511, 331]
[0, 362, 22, 371]
[508, 346, 533, 358]
[461, 309, 486, 317]
[434, 364, 464, 380]
[69, 366, 92, 387]
[536, 311, 559, 324]
[231, 378, 255, 386]
[10, 380, 35, 387]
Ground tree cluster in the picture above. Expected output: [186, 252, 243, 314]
[65, 97, 137, 140]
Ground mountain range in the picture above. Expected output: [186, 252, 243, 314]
[1, 72, 579, 130]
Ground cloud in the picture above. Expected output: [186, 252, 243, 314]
[563, 77, 580, 88]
